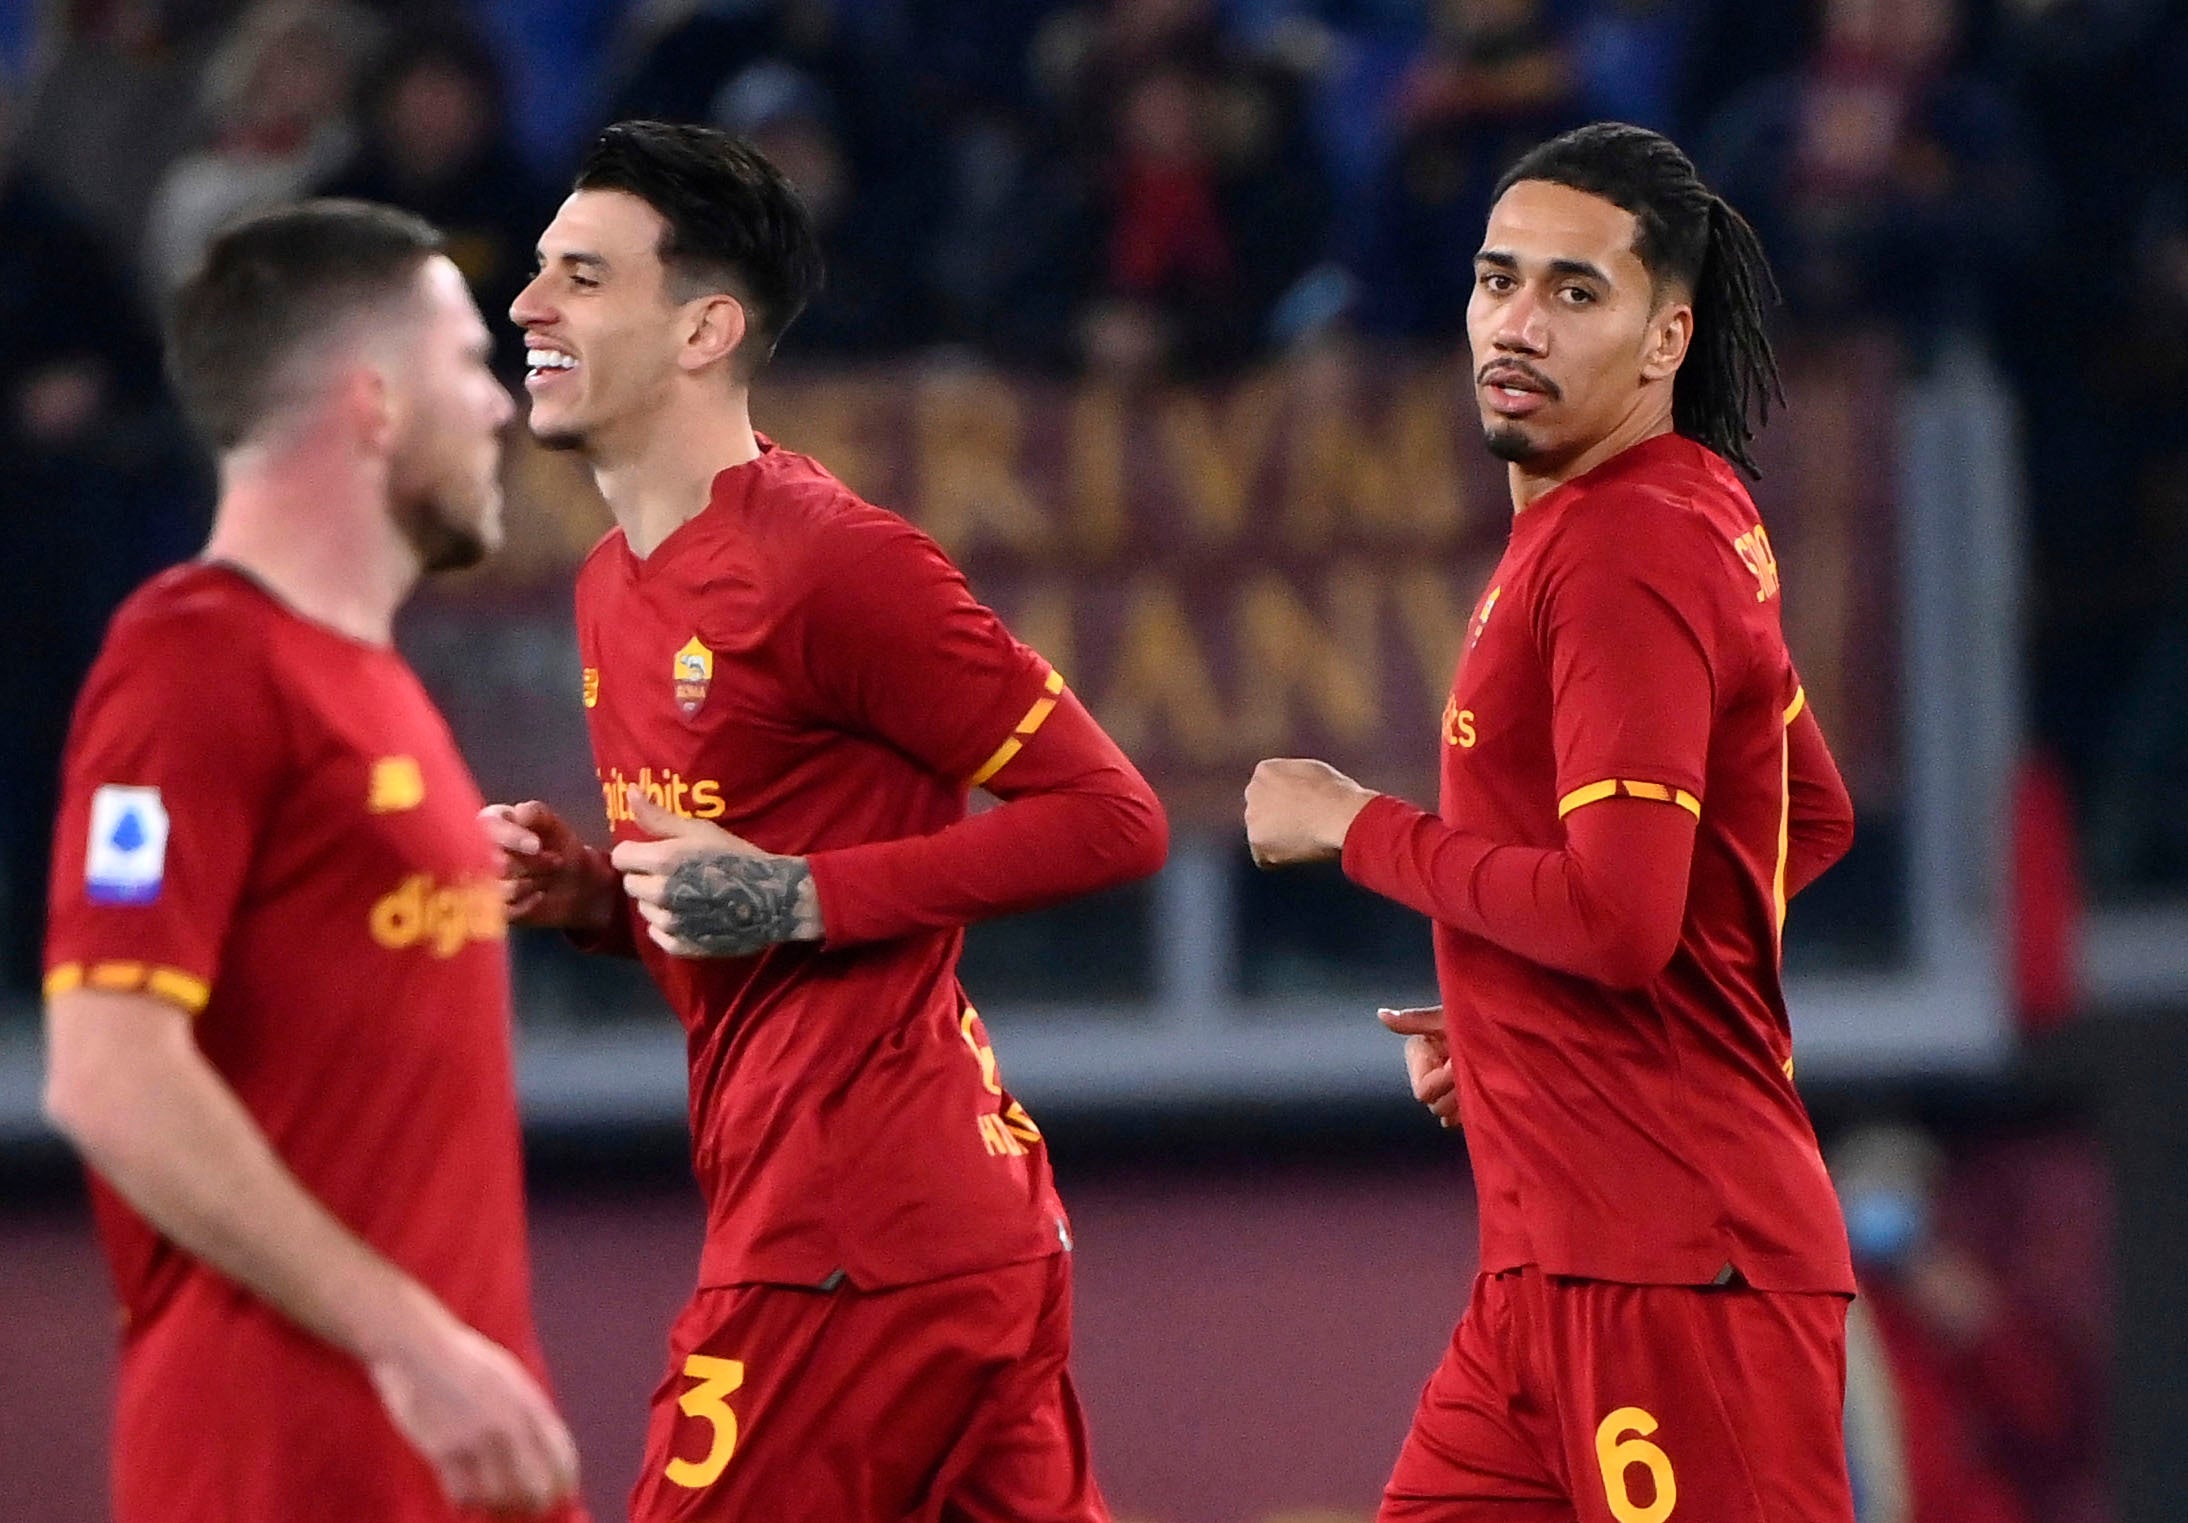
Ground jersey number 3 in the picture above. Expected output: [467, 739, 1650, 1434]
[665, 1353, 746, 1489]
[1596, 1406, 1678, 1523]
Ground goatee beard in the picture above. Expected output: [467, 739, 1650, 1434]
[1484, 425, 1540, 463]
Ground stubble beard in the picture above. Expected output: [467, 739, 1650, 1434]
[396, 487, 496, 574]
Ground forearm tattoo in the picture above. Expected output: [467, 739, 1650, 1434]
[661, 852, 817, 956]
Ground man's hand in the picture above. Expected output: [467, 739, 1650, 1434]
[1379, 1005, 1459, 1128]
[363, 1297, 580, 1517]
[609, 788, 823, 957]
[1243, 758, 1378, 868]
[479, 800, 618, 933]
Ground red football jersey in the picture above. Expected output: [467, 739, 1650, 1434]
[44, 565, 560, 1514]
[576, 440, 1073, 1290]
[1346, 433, 1855, 1293]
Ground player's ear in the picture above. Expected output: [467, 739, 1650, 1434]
[681, 293, 749, 375]
[1641, 300, 1693, 384]
[339, 362, 402, 457]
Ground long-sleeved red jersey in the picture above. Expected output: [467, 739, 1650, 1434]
[1344, 432, 1857, 1293]
[575, 438, 1166, 1291]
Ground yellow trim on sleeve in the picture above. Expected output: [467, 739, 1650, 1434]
[967, 668, 1070, 788]
[968, 737, 1024, 788]
[1557, 780, 1622, 815]
[46, 960, 212, 1014]
[1557, 779, 1703, 820]
[1773, 724, 1793, 938]
[146, 968, 213, 1014]
[86, 960, 147, 991]
[1784, 686, 1807, 724]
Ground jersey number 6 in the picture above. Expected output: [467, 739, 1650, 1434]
[665, 1353, 746, 1489]
[1595, 1406, 1677, 1523]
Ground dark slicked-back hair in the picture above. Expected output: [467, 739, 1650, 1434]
[1495, 122, 1784, 477]
[166, 199, 444, 451]
[573, 120, 824, 376]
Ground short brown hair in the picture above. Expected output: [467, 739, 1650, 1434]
[165, 199, 445, 450]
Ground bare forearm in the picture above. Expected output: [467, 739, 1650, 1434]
[45, 993, 441, 1362]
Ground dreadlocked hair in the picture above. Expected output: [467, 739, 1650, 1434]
[1494, 122, 1785, 478]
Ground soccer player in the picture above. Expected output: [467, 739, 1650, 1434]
[41, 201, 584, 1523]
[1244, 123, 1860, 1522]
[486, 121, 1168, 1522]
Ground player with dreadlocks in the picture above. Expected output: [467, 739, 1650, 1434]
[1246, 122, 1860, 1522]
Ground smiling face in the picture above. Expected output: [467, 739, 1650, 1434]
[509, 188, 723, 454]
[1465, 179, 1693, 477]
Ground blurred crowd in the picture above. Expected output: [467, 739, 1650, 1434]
[3, 0, 2188, 989]
[1834, 1120, 2109, 1523]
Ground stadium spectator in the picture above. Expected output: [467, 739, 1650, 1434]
[1566, 0, 1692, 133]
[924, 95, 1097, 370]
[140, 1, 380, 294]
[1834, 1124, 2092, 1523]
[0, 83, 204, 999]
[1066, 34, 1331, 379]
[710, 61, 933, 358]
[1699, 0, 2048, 359]
[604, 0, 910, 192]
[321, 19, 553, 380]
[11, 0, 226, 258]
[1346, 0, 1577, 338]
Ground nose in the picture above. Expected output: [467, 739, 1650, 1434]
[1493, 288, 1549, 356]
[509, 271, 550, 330]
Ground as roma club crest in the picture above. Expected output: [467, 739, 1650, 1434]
[673, 636, 714, 717]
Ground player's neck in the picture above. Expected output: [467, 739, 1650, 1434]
[1509, 404, 1677, 513]
[591, 387, 761, 560]
[202, 438, 418, 646]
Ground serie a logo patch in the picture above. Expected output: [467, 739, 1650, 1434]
[673, 636, 714, 717]
[85, 785, 169, 904]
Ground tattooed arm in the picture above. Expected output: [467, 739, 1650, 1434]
[655, 851, 821, 957]
[609, 789, 825, 958]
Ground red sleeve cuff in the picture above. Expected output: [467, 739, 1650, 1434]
[1340, 793, 1429, 900]
[805, 847, 875, 948]
[563, 848, 640, 958]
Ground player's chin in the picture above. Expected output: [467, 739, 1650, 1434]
[529, 418, 588, 453]
[1482, 421, 1543, 463]
[523, 397, 586, 453]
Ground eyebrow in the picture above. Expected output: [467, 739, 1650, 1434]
[1474, 249, 1612, 285]
[535, 249, 609, 272]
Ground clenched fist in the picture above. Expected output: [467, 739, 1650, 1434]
[1243, 758, 1378, 868]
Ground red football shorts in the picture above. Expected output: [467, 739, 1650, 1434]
[628, 1252, 1106, 1523]
[113, 1299, 588, 1523]
[1381, 1267, 1853, 1523]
